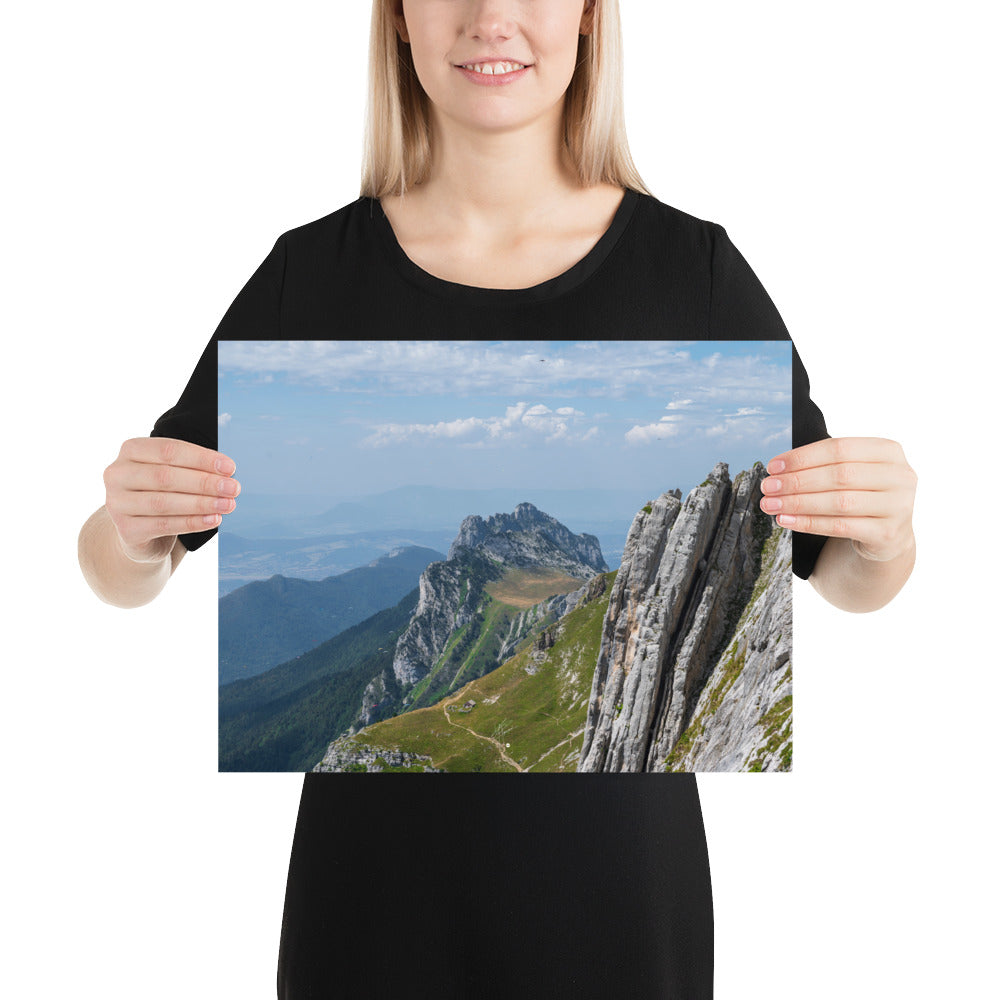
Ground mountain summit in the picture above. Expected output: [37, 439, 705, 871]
[447, 501, 608, 578]
[346, 504, 608, 722]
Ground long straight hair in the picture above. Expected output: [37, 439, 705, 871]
[359, 0, 651, 199]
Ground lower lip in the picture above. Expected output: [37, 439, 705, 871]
[455, 64, 531, 87]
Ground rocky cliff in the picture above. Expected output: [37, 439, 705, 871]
[578, 462, 793, 773]
[390, 551, 500, 688]
[393, 504, 606, 692]
[351, 503, 607, 729]
[448, 502, 607, 578]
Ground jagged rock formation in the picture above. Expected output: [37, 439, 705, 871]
[347, 505, 607, 733]
[351, 550, 500, 727]
[578, 462, 792, 773]
[448, 502, 607, 578]
[391, 552, 500, 688]
[391, 504, 606, 694]
[664, 528, 791, 771]
[313, 737, 443, 773]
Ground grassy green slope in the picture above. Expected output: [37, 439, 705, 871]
[339, 570, 616, 772]
[404, 564, 588, 712]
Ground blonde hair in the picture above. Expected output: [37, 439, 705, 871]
[360, 0, 651, 199]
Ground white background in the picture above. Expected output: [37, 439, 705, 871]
[4, 2, 997, 997]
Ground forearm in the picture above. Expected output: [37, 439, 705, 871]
[807, 532, 916, 613]
[78, 506, 186, 609]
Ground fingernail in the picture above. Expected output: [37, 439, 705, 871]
[778, 514, 796, 526]
[762, 478, 782, 493]
[216, 458, 235, 475]
[768, 459, 785, 474]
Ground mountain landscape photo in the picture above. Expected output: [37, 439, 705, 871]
[217, 339, 795, 773]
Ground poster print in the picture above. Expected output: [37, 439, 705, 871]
[218, 340, 793, 774]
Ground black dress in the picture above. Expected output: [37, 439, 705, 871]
[152, 188, 830, 998]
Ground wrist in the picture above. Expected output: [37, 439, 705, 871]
[115, 529, 176, 566]
[850, 527, 916, 564]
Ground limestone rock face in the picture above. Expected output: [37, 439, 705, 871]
[448, 502, 607, 578]
[357, 667, 395, 729]
[665, 528, 792, 772]
[578, 462, 792, 773]
[391, 553, 496, 687]
[393, 504, 606, 690]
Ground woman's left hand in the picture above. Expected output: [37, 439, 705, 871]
[760, 437, 917, 563]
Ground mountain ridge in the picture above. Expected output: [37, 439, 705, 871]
[218, 545, 443, 684]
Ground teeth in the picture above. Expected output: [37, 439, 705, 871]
[462, 61, 525, 75]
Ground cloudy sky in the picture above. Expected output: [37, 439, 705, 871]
[218, 340, 791, 500]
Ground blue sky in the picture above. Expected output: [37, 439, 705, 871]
[218, 340, 791, 501]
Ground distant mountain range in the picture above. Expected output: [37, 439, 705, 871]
[218, 530, 453, 594]
[226, 484, 644, 539]
[218, 485, 638, 593]
[218, 546, 443, 685]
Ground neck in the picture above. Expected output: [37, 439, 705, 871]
[411, 107, 584, 235]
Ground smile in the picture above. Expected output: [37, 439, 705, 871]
[459, 61, 526, 75]
[454, 63, 531, 86]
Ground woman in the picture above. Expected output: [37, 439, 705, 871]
[79, 1, 916, 996]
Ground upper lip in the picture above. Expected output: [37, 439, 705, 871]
[456, 58, 531, 66]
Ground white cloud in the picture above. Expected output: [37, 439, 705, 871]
[362, 401, 593, 448]
[523, 403, 553, 417]
[365, 416, 482, 447]
[703, 409, 781, 442]
[625, 419, 682, 444]
[218, 413, 231, 427]
[216, 340, 789, 400]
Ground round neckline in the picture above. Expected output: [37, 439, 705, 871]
[368, 187, 639, 306]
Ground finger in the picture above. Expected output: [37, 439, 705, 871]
[761, 461, 911, 497]
[120, 437, 236, 476]
[760, 489, 894, 519]
[772, 512, 885, 545]
[113, 490, 238, 518]
[111, 461, 241, 499]
[767, 437, 904, 475]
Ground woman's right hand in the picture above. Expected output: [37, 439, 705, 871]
[103, 437, 240, 563]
